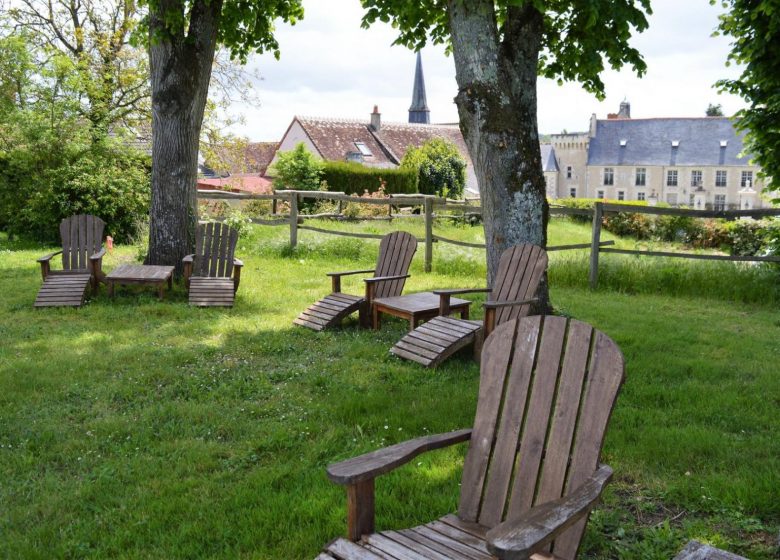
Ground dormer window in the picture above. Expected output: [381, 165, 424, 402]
[354, 142, 372, 156]
[619, 139, 627, 147]
[671, 140, 680, 148]
[720, 140, 728, 148]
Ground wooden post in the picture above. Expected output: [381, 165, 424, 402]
[589, 202, 603, 290]
[272, 193, 278, 215]
[346, 479, 375, 541]
[289, 192, 298, 250]
[424, 197, 433, 272]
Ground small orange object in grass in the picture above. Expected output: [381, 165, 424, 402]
[106, 236, 114, 253]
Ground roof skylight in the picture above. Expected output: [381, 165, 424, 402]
[619, 139, 627, 147]
[671, 140, 680, 148]
[354, 141, 372, 156]
[720, 140, 728, 148]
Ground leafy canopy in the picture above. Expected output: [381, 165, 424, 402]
[715, 0, 780, 195]
[360, 0, 652, 98]
[269, 143, 324, 191]
[401, 138, 466, 199]
[140, 0, 303, 62]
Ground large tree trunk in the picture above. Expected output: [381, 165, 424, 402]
[447, 0, 550, 311]
[146, 0, 222, 272]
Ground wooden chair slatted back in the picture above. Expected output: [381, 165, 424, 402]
[59, 215, 105, 271]
[372, 231, 417, 299]
[489, 244, 548, 326]
[458, 316, 624, 559]
[194, 222, 239, 278]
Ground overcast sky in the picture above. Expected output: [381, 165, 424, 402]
[229, 0, 744, 142]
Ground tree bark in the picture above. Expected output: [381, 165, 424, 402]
[146, 0, 222, 273]
[447, 0, 551, 311]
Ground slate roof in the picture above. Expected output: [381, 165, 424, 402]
[588, 117, 752, 167]
[541, 144, 559, 172]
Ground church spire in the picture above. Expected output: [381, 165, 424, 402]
[408, 52, 430, 124]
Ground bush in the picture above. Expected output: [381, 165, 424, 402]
[269, 142, 323, 191]
[342, 186, 391, 218]
[0, 135, 150, 243]
[400, 138, 466, 198]
[321, 161, 418, 195]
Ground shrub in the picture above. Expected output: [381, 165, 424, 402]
[268, 142, 323, 191]
[342, 186, 391, 218]
[725, 220, 768, 256]
[321, 161, 418, 195]
[400, 138, 466, 198]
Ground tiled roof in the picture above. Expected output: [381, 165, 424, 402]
[588, 117, 752, 167]
[244, 142, 279, 174]
[196, 174, 273, 194]
[541, 144, 559, 172]
[294, 117, 473, 169]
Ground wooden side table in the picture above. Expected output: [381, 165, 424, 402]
[106, 264, 174, 300]
[372, 291, 471, 331]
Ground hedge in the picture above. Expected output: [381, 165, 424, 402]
[321, 161, 418, 195]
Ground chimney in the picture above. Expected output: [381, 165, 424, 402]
[589, 113, 597, 137]
[618, 100, 631, 119]
[370, 105, 381, 132]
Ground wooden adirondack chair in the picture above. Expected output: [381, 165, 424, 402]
[294, 231, 418, 331]
[183, 222, 243, 307]
[34, 214, 106, 307]
[391, 244, 547, 367]
[319, 315, 625, 560]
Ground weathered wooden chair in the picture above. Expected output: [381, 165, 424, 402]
[294, 231, 417, 331]
[319, 315, 625, 560]
[183, 222, 243, 307]
[35, 214, 106, 307]
[391, 243, 547, 367]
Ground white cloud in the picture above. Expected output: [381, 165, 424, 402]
[228, 0, 745, 141]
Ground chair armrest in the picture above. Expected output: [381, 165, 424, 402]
[233, 258, 243, 267]
[327, 428, 472, 485]
[37, 251, 62, 263]
[183, 254, 195, 263]
[326, 269, 375, 277]
[89, 247, 106, 261]
[363, 274, 410, 284]
[433, 288, 491, 296]
[483, 298, 538, 309]
[486, 465, 613, 560]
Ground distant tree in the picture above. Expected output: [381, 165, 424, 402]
[706, 103, 724, 117]
[360, 0, 651, 304]
[140, 0, 303, 272]
[715, 0, 780, 197]
[401, 138, 466, 198]
[269, 143, 324, 191]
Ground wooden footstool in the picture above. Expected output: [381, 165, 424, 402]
[107, 264, 174, 300]
[34, 274, 92, 307]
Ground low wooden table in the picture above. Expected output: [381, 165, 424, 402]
[107, 264, 174, 300]
[372, 291, 471, 331]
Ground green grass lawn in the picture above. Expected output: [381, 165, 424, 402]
[0, 219, 778, 559]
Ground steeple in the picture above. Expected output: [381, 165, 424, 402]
[408, 52, 430, 124]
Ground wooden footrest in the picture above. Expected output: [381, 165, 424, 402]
[294, 293, 363, 331]
[189, 277, 235, 307]
[34, 274, 92, 308]
[390, 315, 482, 367]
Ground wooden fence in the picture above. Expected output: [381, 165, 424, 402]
[587, 202, 780, 289]
[197, 191, 780, 284]
[197, 189, 607, 272]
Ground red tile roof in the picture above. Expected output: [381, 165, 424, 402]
[197, 174, 273, 194]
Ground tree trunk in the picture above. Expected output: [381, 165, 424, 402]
[447, 0, 551, 311]
[146, 0, 221, 273]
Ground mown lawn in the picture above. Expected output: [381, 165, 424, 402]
[0, 219, 778, 559]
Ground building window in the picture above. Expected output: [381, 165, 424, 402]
[741, 170, 753, 187]
[666, 193, 678, 205]
[714, 194, 726, 211]
[597, 190, 605, 199]
[617, 191, 625, 201]
[716, 170, 727, 187]
[691, 170, 702, 187]
[354, 141, 372, 156]
[635, 167, 646, 186]
[566, 166, 572, 179]
[689, 194, 696, 206]
[667, 170, 678, 187]
[637, 192, 646, 201]
[603, 167, 614, 186]
[569, 187, 577, 198]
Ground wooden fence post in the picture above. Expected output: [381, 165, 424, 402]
[272, 193, 278, 215]
[289, 192, 298, 250]
[424, 197, 433, 272]
[589, 202, 603, 289]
